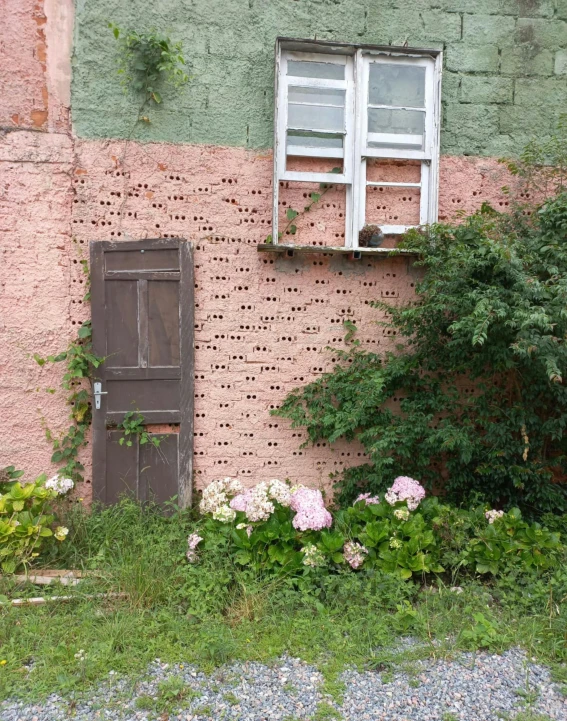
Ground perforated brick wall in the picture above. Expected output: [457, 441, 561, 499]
[66, 140, 521, 496]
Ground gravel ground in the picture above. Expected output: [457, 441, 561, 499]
[2, 647, 566, 721]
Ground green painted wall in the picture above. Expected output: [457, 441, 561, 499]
[72, 0, 567, 156]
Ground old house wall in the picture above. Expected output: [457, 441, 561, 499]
[1, 0, 566, 500]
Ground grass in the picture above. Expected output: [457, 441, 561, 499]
[0, 499, 566, 703]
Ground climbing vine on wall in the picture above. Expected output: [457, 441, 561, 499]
[34, 260, 103, 483]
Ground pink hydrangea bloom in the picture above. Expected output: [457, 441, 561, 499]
[355, 492, 381, 505]
[344, 541, 368, 569]
[186, 533, 203, 563]
[290, 487, 333, 531]
[230, 491, 251, 512]
[385, 476, 426, 511]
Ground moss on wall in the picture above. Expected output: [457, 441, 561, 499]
[72, 0, 567, 156]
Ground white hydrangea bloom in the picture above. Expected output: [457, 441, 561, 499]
[268, 479, 291, 506]
[45, 475, 74, 496]
[212, 505, 236, 523]
[244, 482, 275, 522]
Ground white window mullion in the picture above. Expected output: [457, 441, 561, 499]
[351, 49, 366, 249]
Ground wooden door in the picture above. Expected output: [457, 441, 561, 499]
[90, 238, 194, 507]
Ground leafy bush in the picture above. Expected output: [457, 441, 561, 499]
[0, 471, 72, 574]
[465, 507, 561, 575]
[276, 188, 567, 515]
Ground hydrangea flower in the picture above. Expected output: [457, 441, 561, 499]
[301, 543, 326, 568]
[45, 475, 74, 496]
[389, 537, 402, 549]
[385, 476, 426, 511]
[230, 482, 275, 522]
[186, 532, 203, 562]
[54, 526, 69, 541]
[268, 479, 292, 506]
[200, 477, 242, 515]
[393, 508, 410, 521]
[355, 492, 381, 505]
[344, 541, 368, 569]
[212, 505, 236, 523]
[290, 487, 332, 531]
[485, 509, 505, 524]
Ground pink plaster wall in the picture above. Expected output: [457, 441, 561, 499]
[0, 122, 524, 501]
[0, 0, 73, 131]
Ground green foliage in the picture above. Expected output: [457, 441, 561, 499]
[459, 611, 499, 650]
[109, 23, 188, 106]
[116, 411, 161, 448]
[465, 508, 561, 575]
[277, 189, 567, 514]
[0, 476, 58, 574]
[334, 498, 444, 580]
[0, 499, 566, 701]
[35, 320, 103, 483]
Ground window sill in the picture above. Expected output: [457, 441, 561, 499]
[257, 243, 418, 258]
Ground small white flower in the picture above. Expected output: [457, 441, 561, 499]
[54, 526, 69, 541]
[485, 509, 505, 524]
[394, 508, 410, 521]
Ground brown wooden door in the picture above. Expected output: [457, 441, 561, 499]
[90, 238, 194, 507]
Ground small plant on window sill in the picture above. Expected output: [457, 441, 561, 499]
[265, 168, 341, 243]
[108, 23, 189, 110]
[117, 411, 162, 449]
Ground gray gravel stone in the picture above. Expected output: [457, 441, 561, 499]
[1, 648, 566, 720]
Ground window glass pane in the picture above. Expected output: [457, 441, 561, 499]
[367, 108, 424, 149]
[287, 131, 343, 150]
[287, 60, 345, 80]
[369, 63, 426, 108]
[288, 86, 345, 106]
[288, 103, 344, 132]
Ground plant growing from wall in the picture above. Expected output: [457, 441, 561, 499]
[117, 411, 162, 449]
[276, 125, 567, 516]
[266, 169, 341, 243]
[108, 23, 188, 110]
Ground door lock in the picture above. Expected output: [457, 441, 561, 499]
[93, 382, 108, 410]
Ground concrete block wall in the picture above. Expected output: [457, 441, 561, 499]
[68, 0, 567, 156]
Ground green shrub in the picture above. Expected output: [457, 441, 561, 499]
[0, 473, 66, 574]
[275, 125, 567, 516]
[464, 507, 561, 575]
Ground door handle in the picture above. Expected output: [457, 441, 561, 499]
[93, 382, 108, 410]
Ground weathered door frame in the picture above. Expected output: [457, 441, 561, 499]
[89, 238, 194, 507]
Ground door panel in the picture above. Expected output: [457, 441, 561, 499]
[148, 281, 180, 366]
[105, 248, 180, 272]
[106, 379, 180, 413]
[90, 238, 194, 507]
[105, 280, 139, 367]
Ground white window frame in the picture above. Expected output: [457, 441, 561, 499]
[272, 39, 442, 249]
